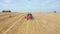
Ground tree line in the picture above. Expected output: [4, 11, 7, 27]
[2, 10, 11, 12]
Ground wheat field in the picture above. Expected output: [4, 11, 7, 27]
[0, 12, 60, 34]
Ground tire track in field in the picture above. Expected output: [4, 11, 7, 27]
[0, 14, 25, 34]
[25, 20, 30, 34]
[33, 19, 41, 34]
[0, 14, 24, 33]
[25, 19, 41, 34]
[5, 16, 28, 34]
[0, 13, 22, 26]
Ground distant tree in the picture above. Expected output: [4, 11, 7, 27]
[2, 10, 11, 12]
[54, 11, 56, 13]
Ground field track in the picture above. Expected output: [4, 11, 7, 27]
[0, 13, 60, 34]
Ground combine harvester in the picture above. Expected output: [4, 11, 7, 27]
[25, 13, 34, 20]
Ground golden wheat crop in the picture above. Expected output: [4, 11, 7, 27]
[0, 13, 60, 34]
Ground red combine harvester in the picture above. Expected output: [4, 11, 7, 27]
[25, 13, 33, 20]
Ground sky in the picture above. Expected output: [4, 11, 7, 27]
[0, 0, 60, 12]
